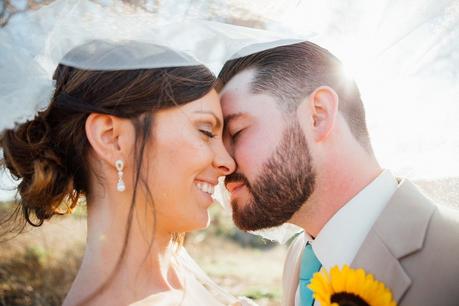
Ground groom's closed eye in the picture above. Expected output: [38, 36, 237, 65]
[229, 128, 243, 140]
[224, 112, 248, 143]
[227, 124, 246, 143]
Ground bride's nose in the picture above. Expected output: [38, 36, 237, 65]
[213, 141, 236, 176]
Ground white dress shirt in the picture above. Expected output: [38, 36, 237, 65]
[295, 170, 398, 306]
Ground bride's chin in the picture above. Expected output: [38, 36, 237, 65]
[177, 211, 211, 233]
[194, 210, 212, 231]
[198, 210, 212, 229]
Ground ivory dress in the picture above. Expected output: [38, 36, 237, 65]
[130, 247, 257, 306]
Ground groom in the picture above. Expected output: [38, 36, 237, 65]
[218, 41, 459, 305]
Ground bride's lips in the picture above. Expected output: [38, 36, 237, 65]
[194, 179, 217, 207]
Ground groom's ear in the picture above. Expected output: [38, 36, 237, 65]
[301, 86, 339, 143]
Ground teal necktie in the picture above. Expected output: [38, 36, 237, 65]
[299, 243, 322, 306]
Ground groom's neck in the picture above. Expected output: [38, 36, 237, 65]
[290, 147, 382, 237]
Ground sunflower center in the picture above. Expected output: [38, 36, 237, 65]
[330, 292, 370, 306]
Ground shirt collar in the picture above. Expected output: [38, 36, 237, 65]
[307, 169, 398, 271]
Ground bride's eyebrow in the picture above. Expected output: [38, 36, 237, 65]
[193, 111, 221, 129]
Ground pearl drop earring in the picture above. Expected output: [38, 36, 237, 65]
[115, 159, 125, 192]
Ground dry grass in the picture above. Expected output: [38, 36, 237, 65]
[187, 233, 285, 306]
[0, 206, 86, 306]
[0, 244, 83, 306]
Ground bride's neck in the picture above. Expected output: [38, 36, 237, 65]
[64, 194, 181, 305]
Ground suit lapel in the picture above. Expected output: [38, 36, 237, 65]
[351, 179, 436, 302]
[351, 227, 412, 301]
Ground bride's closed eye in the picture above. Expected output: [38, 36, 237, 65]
[227, 123, 248, 143]
[199, 128, 216, 138]
[196, 120, 218, 140]
[193, 112, 221, 140]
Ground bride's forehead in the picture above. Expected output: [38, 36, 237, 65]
[179, 90, 221, 112]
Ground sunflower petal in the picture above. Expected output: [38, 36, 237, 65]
[308, 264, 398, 306]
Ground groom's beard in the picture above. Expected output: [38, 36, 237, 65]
[225, 120, 316, 231]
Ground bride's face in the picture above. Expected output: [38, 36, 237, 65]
[146, 89, 235, 233]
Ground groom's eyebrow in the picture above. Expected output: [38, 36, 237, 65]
[224, 113, 245, 127]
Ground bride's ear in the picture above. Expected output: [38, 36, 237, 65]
[85, 114, 135, 165]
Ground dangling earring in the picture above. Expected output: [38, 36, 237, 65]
[115, 159, 126, 192]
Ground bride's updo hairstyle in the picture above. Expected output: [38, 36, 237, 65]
[0, 41, 216, 231]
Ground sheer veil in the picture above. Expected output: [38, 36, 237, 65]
[1, 0, 458, 252]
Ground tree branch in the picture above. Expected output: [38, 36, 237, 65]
[1, 0, 54, 27]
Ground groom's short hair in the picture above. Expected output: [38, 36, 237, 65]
[218, 41, 372, 153]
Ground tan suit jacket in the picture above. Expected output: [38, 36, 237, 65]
[282, 179, 459, 306]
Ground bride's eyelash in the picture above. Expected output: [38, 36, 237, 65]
[199, 129, 216, 138]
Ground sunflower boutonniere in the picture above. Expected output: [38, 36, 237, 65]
[308, 265, 397, 306]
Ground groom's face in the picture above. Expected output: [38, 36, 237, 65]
[220, 69, 316, 231]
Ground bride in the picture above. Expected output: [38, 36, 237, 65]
[0, 39, 256, 306]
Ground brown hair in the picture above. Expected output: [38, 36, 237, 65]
[218, 41, 373, 152]
[1, 64, 215, 227]
[0, 61, 215, 303]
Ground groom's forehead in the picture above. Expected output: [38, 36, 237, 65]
[221, 96, 280, 128]
[220, 69, 257, 98]
[220, 69, 259, 116]
[220, 68, 281, 121]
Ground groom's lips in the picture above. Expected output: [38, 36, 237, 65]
[226, 181, 245, 193]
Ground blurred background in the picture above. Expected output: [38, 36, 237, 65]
[1, 0, 458, 305]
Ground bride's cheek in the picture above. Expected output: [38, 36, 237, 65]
[191, 140, 215, 168]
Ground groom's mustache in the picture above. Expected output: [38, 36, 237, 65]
[224, 172, 251, 191]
